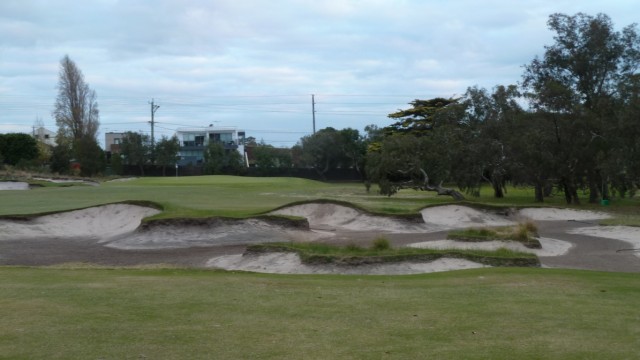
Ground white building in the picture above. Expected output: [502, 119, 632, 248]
[33, 127, 56, 146]
[175, 126, 247, 166]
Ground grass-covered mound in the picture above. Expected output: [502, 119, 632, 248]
[247, 240, 540, 268]
[447, 222, 541, 249]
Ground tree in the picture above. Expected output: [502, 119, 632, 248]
[365, 98, 465, 200]
[297, 127, 364, 179]
[203, 143, 244, 175]
[252, 143, 292, 175]
[155, 135, 180, 176]
[522, 13, 640, 203]
[52, 55, 102, 176]
[53, 55, 100, 142]
[120, 132, 151, 176]
[0, 133, 39, 166]
[298, 128, 346, 179]
[74, 137, 105, 176]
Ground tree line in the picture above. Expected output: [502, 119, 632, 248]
[297, 13, 640, 204]
[2, 12, 637, 205]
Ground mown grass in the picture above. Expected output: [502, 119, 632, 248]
[248, 241, 539, 267]
[1, 267, 639, 359]
[1, 175, 637, 220]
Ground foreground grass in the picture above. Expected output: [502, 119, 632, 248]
[1, 267, 639, 359]
[249, 242, 539, 267]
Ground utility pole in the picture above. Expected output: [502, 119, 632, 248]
[149, 99, 160, 147]
[311, 94, 316, 134]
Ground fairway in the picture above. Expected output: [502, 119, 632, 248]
[1, 267, 639, 359]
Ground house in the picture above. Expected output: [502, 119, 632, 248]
[32, 127, 56, 147]
[175, 126, 247, 166]
[105, 132, 124, 159]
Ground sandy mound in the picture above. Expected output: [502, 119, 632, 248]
[519, 208, 611, 221]
[0, 181, 29, 190]
[206, 252, 488, 275]
[270, 203, 431, 233]
[0, 204, 160, 241]
[407, 237, 572, 257]
[106, 219, 324, 250]
[420, 205, 515, 228]
[567, 226, 640, 257]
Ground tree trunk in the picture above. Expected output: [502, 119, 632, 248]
[588, 170, 600, 203]
[534, 182, 544, 202]
[492, 181, 504, 198]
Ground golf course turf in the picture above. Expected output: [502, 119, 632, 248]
[1, 175, 639, 358]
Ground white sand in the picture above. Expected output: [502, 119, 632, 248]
[271, 203, 433, 233]
[106, 219, 325, 250]
[567, 226, 640, 257]
[519, 208, 612, 221]
[0, 204, 160, 241]
[206, 252, 489, 275]
[2, 201, 627, 274]
[420, 205, 515, 228]
[407, 237, 572, 257]
[0, 181, 29, 190]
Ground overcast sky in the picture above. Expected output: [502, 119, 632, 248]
[1, 1, 637, 147]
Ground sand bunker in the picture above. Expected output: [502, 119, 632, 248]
[567, 226, 640, 257]
[0, 181, 29, 190]
[206, 252, 488, 275]
[0, 204, 160, 241]
[420, 205, 515, 228]
[408, 237, 572, 257]
[270, 203, 431, 233]
[519, 208, 611, 221]
[106, 218, 324, 250]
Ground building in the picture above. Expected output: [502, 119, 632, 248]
[175, 126, 247, 166]
[105, 132, 124, 155]
[32, 127, 56, 147]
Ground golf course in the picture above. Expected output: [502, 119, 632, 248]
[1, 175, 639, 359]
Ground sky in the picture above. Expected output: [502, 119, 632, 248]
[1, 0, 637, 148]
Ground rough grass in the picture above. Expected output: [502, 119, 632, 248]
[447, 222, 541, 248]
[247, 242, 539, 267]
[1, 267, 640, 359]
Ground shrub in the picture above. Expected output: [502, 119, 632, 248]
[371, 237, 391, 251]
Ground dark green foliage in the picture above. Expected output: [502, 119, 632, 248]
[74, 137, 105, 176]
[154, 135, 180, 176]
[252, 143, 292, 175]
[386, 97, 459, 136]
[120, 132, 151, 176]
[297, 127, 366, 179]
[49, 144, 72, 174]
[0, 133, 39, 166]
[522, 12, 640, 203]
[203, 142, 245, 175]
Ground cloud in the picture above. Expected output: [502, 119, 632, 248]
[1, 1, 638, 144]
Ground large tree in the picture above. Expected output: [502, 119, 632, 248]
[52, 55, 102, 175]
[365, 98, 465, 200]
[53, 55, 100, 143]
[522, 13, 640, 203]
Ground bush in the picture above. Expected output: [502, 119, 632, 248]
[371, 237, 391, 251]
